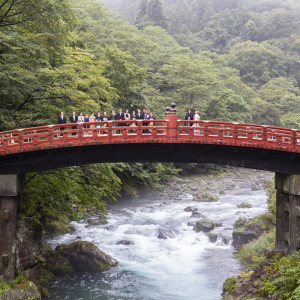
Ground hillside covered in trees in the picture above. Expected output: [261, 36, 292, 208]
[0, 0, 300, 236]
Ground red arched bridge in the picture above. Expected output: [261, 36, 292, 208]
[1, 109, 300, 174]
[0, 105, 299, 280]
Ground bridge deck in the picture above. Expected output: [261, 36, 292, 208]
[0, 120, 300, 156]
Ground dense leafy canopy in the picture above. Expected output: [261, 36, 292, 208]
[1, 0, 300, 233]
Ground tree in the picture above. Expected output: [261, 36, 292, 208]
[147, 0, 168, 29]
[227, 41, 287, 88]
[134, 0, 168, 29]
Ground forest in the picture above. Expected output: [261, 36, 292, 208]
[0, 0, 300, 234]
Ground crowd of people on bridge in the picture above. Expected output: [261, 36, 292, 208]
[57, 107, 201, 135]
[58, 108, 156, 126]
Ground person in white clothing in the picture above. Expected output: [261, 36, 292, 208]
[193, 110, 200, 135]
[78, 112, 84, 123]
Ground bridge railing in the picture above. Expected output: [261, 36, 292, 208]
[0, 119, 300, 155]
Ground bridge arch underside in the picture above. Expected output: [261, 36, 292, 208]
[1, 143, 300, 175]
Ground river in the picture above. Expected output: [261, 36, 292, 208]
[45, 171, 271, 300]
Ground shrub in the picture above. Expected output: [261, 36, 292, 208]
[259, 251, 300, 300]
[237, 229, 275, 269]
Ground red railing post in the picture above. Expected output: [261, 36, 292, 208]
[48, 127, 53, 147]
[18, 130, 23, 150]
[292, 130, 296, 150]
[168, 103, 177, 140]
[108, 122, 112, 143]
[77, 123, 83, 145]
[263, 126, 268, 146]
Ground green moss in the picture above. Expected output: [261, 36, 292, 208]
[0, 272, 31, 294]
[222, 277, 237, 294]
[234, 217, 247, 228]
[40, 269, 54, 284]
[44, 220, 76, 238]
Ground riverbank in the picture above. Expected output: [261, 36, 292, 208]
[153, 166, 272, 200]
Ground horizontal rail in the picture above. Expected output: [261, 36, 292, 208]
[0, 120, 299, 156]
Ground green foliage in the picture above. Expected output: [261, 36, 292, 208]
[23, 164, 121, 228]
[234, 217, 247, 229]
[222, 277, 237, 294]
[236, 229, 275, 269]
[111, 163, 180, 196]
[259, 252, 300, 300]
[0, 272, 30, 294]
[135, 0, 168, 29]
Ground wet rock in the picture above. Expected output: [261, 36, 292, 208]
[193, 191, 219, 202]
[232, 224, 263, 249]
[16, 218, 41, 289]
[251, 184, 260, 191]
[157, 228, 175, 239]
[86, 217, 108, 227]
[116, 240, 134, 246]
[187, 222, 195, 227]
[193, 219, 215, 233]
[208, 232, 218, 243]
[0, 282, 41, 300]
[219, 190, 225, 195]
[45, 241, 118, 274]
[184, 206, 198, 212]
[237, 202, 252, 209]
[190, 211, 205, 218]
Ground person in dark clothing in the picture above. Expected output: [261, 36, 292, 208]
[117, 108, 125, 121]
[58, 111, 66, 124]
[185, 108, 194, 133]
[131, 110, 136, 120]
[83, 113, 90, 130]
[58, 111, 67, 136]
[136, 109, 143, 120]
[69, 111, 78, 135]
[96, 111, 102, 129]
[117, 108, 125, 130]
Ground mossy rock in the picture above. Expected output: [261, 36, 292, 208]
[43, 220, 76, 238]
[48, 241, 118, 274]
[192, 191, 219, 202]
[237, 202, 252, 209]
[222, 277, 237, 295]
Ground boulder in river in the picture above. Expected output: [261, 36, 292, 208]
[86, 217, 108, 227]
[208, 232, 218, 243]
[232, 224, 263, 249]
[184, 206, 198, 212]
[190, 211, 205, 218]
[157, 228, 175, 239]
[116, 240, 134, 246]
[193, 219, 215, 232]
[237, 202, 252, 209]
[45, 241, 118, 274]
[192, 191, 219, 202]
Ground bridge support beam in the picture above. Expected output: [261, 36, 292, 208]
[275, 173, 300, 252]
[0, 174, 24, 281]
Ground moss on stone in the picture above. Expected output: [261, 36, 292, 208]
[222, 277, 237, 294]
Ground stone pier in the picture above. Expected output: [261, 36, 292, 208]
[0, 174, 24, 281]
[275, 173, 300, 252]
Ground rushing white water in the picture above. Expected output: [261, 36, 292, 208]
[46, 186, 268, 300]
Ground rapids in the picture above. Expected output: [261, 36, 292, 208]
[46, 179, 269, 300]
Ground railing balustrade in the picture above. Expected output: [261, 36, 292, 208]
[0, 119, 299, 155]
